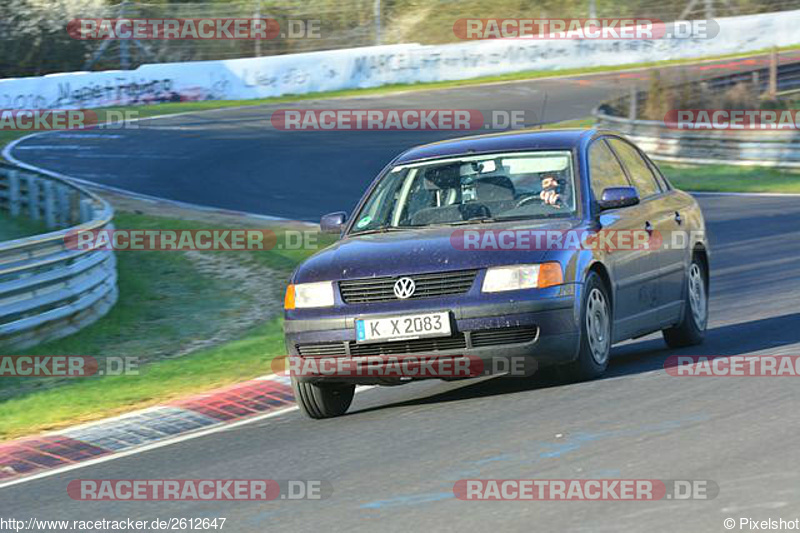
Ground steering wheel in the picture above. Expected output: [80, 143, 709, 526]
[516, 194, 544, 208]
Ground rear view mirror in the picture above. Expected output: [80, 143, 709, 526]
[320, 211, 347, 234]
[598, 187, 639, 210]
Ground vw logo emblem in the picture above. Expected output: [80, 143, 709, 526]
[393, 277, 416, 299]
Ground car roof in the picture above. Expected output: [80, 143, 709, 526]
[393, 128, 600, 164]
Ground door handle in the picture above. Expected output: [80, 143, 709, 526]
[645, 221, 654, 234]
[675, 211, 683, 225]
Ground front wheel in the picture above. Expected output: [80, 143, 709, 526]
[292, 377, 355, 419]
[663, 254, 708, 348]
[558, 272, 612, 382]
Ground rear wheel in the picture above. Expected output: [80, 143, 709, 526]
[292, 377, 355, 419]
[663, 254, 708, 348]
[559, 272, 611, 382]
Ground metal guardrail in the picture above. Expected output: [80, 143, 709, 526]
[0, 163, 117, 350]
[594, 60, 800, 168]
[594, 112, 800, 167]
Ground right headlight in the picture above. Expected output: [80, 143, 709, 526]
[284, 281, 335, 309]
[481, 262, 563, 293]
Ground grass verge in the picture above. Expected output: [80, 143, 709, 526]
[0, 212, 331, 441]
[0, 213, 49, 241]
[663, 164, 800, 193]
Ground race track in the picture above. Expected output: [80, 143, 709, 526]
[7, 53, 797, 220]
[2, 54, 800, 532]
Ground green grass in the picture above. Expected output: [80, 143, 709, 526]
[663, 164, 800, 193]
[0, 213, 49, 241]
[0, 318, 287, 441]
[0, 212, 333, 440]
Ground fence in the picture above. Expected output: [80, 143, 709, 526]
[0, 164, 117, 350]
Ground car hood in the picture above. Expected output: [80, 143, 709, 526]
[294, 219, 584, 282]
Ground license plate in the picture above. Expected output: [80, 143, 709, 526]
[355, 312, 451, 344]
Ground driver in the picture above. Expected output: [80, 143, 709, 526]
[539, 174, 567, 207]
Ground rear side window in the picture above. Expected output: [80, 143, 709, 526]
[588, 140, 629, 201]
[608, 139, 662, 199]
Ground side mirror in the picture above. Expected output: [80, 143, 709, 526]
[320, 211, 347, 234]
[598, 187, 639, 211]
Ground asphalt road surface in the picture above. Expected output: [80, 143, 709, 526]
[3, 54, 800, 532]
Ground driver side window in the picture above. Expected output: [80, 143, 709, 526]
[588, 140, 630, 202]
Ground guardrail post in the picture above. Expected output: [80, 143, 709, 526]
[9, 170, 21, 217]
[80, 198, 94, 222]
[57, 185, 70, 227]
[27, 175, 40, 220]
[769, 47, 778, 98]
[628, 85, 638, 120]
[43, 180, 56, 228]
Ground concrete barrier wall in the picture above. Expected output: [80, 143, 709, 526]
[2, 10, 800, 110]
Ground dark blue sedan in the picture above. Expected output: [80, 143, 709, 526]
[284, 129, 710, 418]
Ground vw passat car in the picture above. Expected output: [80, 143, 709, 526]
[284, 129, 710, 418]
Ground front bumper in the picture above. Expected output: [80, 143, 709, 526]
[284, 285, 582, 384]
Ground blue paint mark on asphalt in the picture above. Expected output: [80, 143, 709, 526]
[474, 454, 514, 466]
[359, 413, 710, 510]
[361, 492, 454, 509]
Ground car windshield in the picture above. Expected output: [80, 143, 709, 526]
[349, 150, 577, 234]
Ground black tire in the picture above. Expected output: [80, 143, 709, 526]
[292, 377, 355, 419]
[663, 254, 708, 348]
[558, 272, 612, 382]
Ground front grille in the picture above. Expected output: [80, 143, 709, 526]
[470, 326, 539, 347]
[297, 343, 347, 356]
[339, 270, 478, 304]
[295, 326, 538, 358]
[349, 333, 467, 357]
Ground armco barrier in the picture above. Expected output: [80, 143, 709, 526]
[594, 59, 800, 168]
[0, 163, 117, 350]
[594, 111, 800, 167]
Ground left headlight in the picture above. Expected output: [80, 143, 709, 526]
[284, 281, 335, 309]
[482, 263, 563, 293]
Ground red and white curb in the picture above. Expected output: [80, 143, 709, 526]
[0, 374, 295, 487]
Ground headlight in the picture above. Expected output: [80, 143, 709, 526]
[285, 281, 335, 309]
[481, 263, 563, 293]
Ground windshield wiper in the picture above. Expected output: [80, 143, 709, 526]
[445, 214, 559, 226]
[349, 226, 409, 236]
